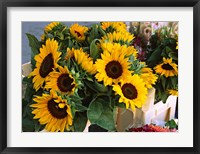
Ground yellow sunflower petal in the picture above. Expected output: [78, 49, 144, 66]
[74, 48, 97, 74]
[45, 66, 76, 95]
[95, 43, 132, 86]
[30, 92, 73, 132]
[113, 75, 147, 110]
[154, 57, 178, 78]
[69, 23, 88, 41]
[29, 39, 61, 91]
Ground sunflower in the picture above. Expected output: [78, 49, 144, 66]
[101, 42, 138, 58]
[28, 39, 61, 91]
[140, 66, 158, 89]
[101, 22, 127, 32]
[45, 66, 76, 95]
[101, 22, 112, 31]
[95, 49, 132, 86]
[101, 31, 134, 45]
[44, 22, 60, 33]
[154, 58, 178, 77]
[113, 75, 147, 110]
[31, 91, 73, 132]
[74, 48, 97, 74]
[65, 48, 75, 61]
[168, 89, 178, 96]
[112, 22, 127, 32]
[69, 23, 88, 41]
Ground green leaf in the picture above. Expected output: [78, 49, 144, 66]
[94, 81, 108, 93]
[163, 38, 176, 46]
[75, 103, 88, 112]
[130, 59, 143, 73]
[34, 121, 45, 132]
[69, 94, 82, 102]
[108, 95, 114, 109]
[68, 39, 74, 48]
[86, 76, 93, 82]
[161, 49, 167, 57]
[71, 106, 76, 118]
[161, 92, 169, 103]
[98, 25, 106, 36]
[165, 78, 171, 90]
[22, 77, 32, 85]
[84, 80, 98, 93]
[165, 46, 173, 53]
[26, 33, 41, 55]
[160, 76, 167, 90]
[95, 108, 116, 131]
[87, 97, 115, 131]
[59, 60, 68, 68]
[170, 76, 178, 88]
[73, 112, 88, 132]
[87, 98, 103, 123]
[115, 101, 126, 108]
[22, 117, 35, 132]
[22, 99, 28, 118]
[46, 33, 54, 39]
[60, 49, 67, 61]
[147, 47, 162, 67]
[90, 39, 100, 60]
[154, 83, 169, 103]
[24, 84, 35, 103]
[26, 33, 42, 67]
[113, 107, 118, 124]
[165, 119, 178, 129]
[169, 52, 178, 61]
[26, 103, 34, 119]
[89, 24, 99, 42]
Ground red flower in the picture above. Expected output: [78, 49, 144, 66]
[129, 124, 177, 132]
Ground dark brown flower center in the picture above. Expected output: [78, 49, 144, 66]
[122, 83, 138, 99]
[105, 61, 123, 79]
[57, 73, 75, 93]
[47, 99, 67, 119]
[39, 53, 54, 78]
[74, 30, 82, 37]
[161, 64, 173, 70]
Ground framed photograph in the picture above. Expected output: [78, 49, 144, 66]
[0, 0, 199, 153]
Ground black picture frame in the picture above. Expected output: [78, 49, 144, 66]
[0, 0, 199, 153]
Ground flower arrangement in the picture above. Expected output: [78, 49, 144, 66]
[128, 124, 177, 132]
[129, 22, 178, 103]
[128, 119, 178, 132]
[22, 21, 158, 132]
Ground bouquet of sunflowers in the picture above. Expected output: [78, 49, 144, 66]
[129, 22, 178, 103]
[147, 22, 178, 103]
[22, 21, 158, 132]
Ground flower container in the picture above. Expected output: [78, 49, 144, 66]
[115, 88, 155, 132]
[115, 108, 134, 132]
[115, 88, 177, 131]
[133, 88, 177, 127]
[22, 62, 32, 78]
